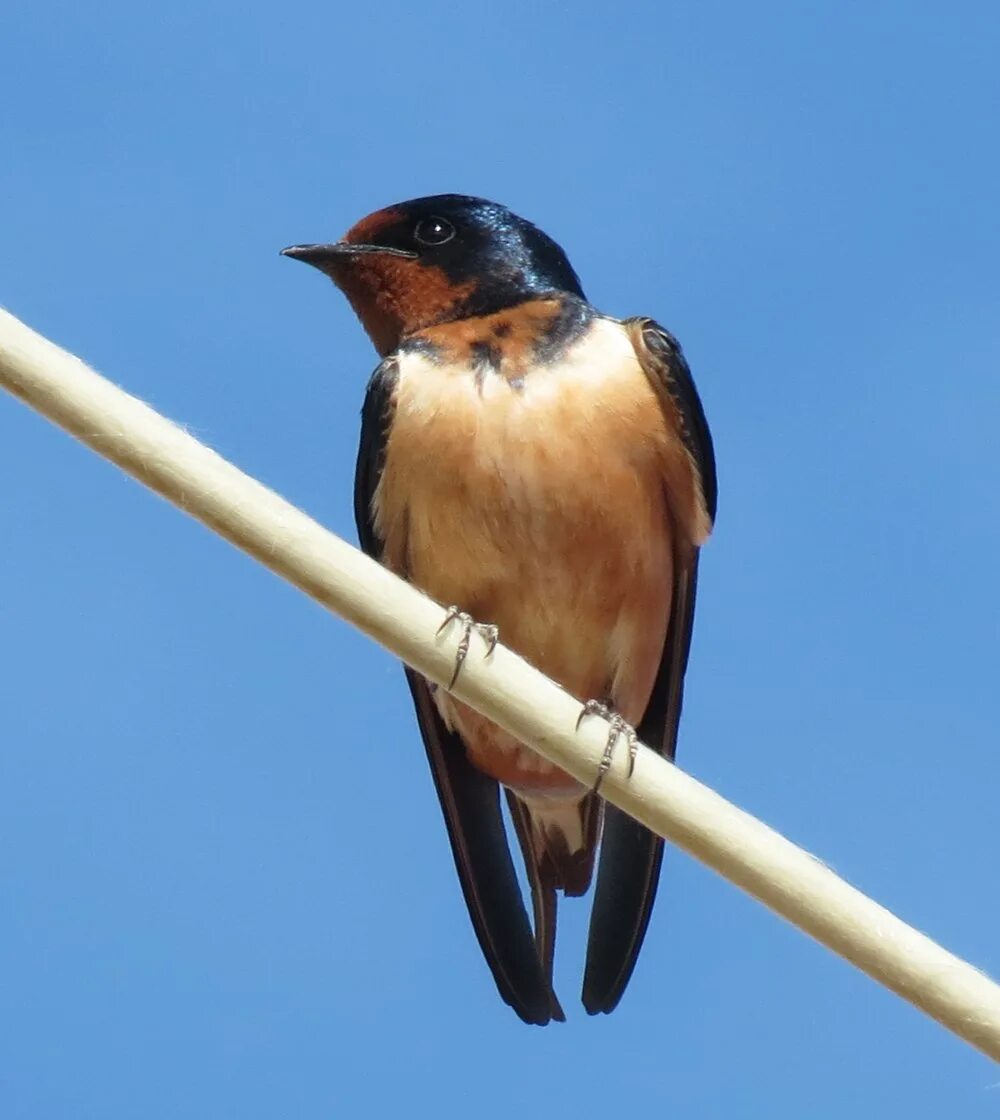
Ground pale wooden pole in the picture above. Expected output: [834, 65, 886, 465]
[2, 305, 998, 1059]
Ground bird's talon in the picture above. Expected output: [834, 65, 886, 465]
[626, 727, 640, 778]
[576, 700, 638, 791]
[436, 605, 464, 637]
[575, 698, 610, 732]
[437, 606, 499, 689]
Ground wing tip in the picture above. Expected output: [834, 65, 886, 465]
[581, 951, 635, 1017]
[580, 975, 627, 1017]
[509, 992, 566, 1026]
[404, 671, 567, 1029]
[582, 812, 665, 1021]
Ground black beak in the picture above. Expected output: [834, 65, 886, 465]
[280, 242, 418, 267]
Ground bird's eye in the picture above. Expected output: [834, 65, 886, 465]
[414, 217, 456, 246]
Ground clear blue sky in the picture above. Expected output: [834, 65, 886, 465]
[2, 2, 999, 1115]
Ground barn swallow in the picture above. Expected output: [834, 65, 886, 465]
[282, 195, 717, 1024]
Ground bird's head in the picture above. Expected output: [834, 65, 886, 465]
[282, 194, 585, 356]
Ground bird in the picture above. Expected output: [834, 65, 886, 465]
[281, 194, 717, 1024]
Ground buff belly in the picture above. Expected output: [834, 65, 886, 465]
[373, 317, 675, 799]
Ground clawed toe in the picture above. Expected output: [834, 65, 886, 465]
[437, 606, 499, 689]
[576, 700, 639, 791]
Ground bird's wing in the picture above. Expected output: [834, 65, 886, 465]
[583, 319, 717, 1015]
[354, 358, 562, 1025]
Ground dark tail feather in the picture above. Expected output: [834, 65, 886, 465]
[506, 792, 603, 1022]
[506, 792, 565, 1023]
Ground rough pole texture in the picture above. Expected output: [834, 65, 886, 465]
[2, 305, 998, 1060]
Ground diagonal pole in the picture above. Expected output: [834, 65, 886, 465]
[2, 305, 998, 1059]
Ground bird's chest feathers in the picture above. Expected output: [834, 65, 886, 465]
[374, 318, 671, 605]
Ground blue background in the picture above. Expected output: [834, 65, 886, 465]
[3, 2, 999, 1115]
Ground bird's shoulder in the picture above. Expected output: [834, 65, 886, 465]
[618, 315, 717, 533]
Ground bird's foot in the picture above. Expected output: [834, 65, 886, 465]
[576, 700, 639, 791]
[436, 606, 499, 689]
